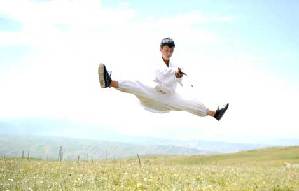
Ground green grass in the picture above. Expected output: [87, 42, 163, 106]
[1, 146, 299, 191]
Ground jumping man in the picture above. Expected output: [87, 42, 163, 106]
[98, 37, 229, 120]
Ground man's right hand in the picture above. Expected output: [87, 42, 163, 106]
[175, 68, 186, 78]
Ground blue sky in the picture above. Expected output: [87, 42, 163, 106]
[104, 0, 299, 80]
[2, 0, 298, 81]
[0, 0, 298, 144]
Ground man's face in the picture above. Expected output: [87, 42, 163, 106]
[160, 46, 174, 60]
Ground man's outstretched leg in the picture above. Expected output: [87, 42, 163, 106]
[169, 94, 229, 121]
[98, 64, 155, 96]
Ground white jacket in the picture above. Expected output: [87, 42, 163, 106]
[154, 59, 182, 94]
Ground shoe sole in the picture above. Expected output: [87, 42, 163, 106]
[98, 63, 105, 88]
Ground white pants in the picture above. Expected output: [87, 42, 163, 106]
[117, 80, 208, 117]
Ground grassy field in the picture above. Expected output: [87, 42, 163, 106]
[0, 146, 298, 191]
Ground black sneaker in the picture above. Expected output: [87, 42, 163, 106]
[98, 63, 112, 88]
[214, 103, 229, 121]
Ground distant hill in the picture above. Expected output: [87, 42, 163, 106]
[0, 118, 272, 156]
[1, 118, 298, 160]
[0, 135, 206, 160]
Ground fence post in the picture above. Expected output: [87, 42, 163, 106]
[137, 154, 141, 168]
[58, 146, 63, 162]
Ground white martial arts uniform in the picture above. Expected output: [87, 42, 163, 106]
[117, 59, 208, 117]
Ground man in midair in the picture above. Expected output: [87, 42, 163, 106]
[98, 37, 229, 120]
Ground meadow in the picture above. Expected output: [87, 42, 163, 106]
[1, 146, 298, 191]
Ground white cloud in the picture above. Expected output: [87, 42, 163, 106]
[0, 0, 298, 143]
